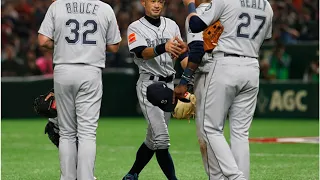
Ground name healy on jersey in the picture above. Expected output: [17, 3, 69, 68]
[239, 0, 267, 11]
[65, 2, 100, 15]
[128, 33, 169, 47]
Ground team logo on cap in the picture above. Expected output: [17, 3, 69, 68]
[161, 100, 167, 104]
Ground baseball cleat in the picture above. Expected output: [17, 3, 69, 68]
[122, 173, 138, 180]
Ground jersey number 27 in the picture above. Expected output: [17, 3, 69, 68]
[236, 13, 266, 40]
[65, 19, 97, 45]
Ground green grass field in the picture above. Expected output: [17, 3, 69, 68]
[2, 118, 319, 180]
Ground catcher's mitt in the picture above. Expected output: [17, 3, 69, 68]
[44, 121, 60, 148]
[202, 20, 224, 52]
[172, 92, 196, 120]
[33, 89, 57, 118]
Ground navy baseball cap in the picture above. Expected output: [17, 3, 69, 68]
[147, 82, 177, 112]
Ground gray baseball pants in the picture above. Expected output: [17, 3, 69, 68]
[200, 54, 259, 180]
[54, 64, 102, 180]
[136, 74, 173, 150]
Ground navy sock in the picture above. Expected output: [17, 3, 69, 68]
[128, 142, 155, 175]
[156, 149, 178, 180]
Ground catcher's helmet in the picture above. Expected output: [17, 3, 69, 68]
[147, 82, 177, 112]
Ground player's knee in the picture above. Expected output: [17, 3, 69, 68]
[154, 135, 170, 149]
[145, 135, 170, 150]
[144, 139, 170, 150]
[78, 132, 96, 140]
[59, 129, 77, 138]
[77, 128, 96, 140]
[203, 124, 223, 135]
[144, 140, 155, 150]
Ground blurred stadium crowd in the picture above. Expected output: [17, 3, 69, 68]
[1, 0, 319, 81]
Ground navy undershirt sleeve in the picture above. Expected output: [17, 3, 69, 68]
[130, 46, 148, 58]
[188, 41, 205, 65]
[189, 16, 208, 33]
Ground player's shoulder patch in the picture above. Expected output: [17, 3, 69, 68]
[128, 33, 136, 44]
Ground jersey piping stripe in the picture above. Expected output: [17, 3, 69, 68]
[161, 17, 168, 77]
[140, 81, 157, 148]
[202, 60, 229, 179]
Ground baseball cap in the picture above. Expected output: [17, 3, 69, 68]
[146, 82, 177, 112]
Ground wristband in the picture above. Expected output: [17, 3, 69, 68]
[154, 43, 166, 56]
[188, 2, 196, 14]
[180, 68, 194, 85]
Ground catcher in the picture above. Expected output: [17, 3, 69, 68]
[33, 89, 97, 180]
[173, 0, 224, 178]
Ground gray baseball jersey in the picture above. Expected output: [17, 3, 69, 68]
[185, 3, 214, 73]
[194, 0, 273, 179]
[38, 0, 121, 68]
[127, 16, 181, 77]
[127, 16, 181, 150]
[38, 1, 121, 180]
[199, 0, 273, 58]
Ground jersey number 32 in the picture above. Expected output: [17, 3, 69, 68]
[236, 13, 266, 40]
[65, 19, 97, 45]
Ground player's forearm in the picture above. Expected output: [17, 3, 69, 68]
[180, 57, 188, 69]
[40, 39, 54, 50]
[178, 41, 204, 85]
[38, 34, 54, 50]
[141, 43, 167, 60]
[186, 62, 200, 72]
[141, 47, 158, 60]
[107, 43, 120, 53]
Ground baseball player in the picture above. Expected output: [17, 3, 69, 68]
[122, 0, 188, 179]
[175, 0, 273, 179]
[38, 0, 121, 179]
[184, 0, 226, 179]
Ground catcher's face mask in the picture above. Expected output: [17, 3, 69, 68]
[146, 82, 177, 112]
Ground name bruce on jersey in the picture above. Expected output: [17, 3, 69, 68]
[66, 2, 99, 15]
[239, 0, 267, 11]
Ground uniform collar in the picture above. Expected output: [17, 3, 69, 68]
[144, 15, 161, 27]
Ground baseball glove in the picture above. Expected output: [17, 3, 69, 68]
[172, 92, 196, 120]
[33, 89, 57, 118]
[44, 121, 60, 148]
[202, 20, 224, 52]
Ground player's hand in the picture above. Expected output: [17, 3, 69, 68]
[165, 37, 182, 59]
[45, 92, 54, 101]
[175, 37, 188, 54]
[182, 0, 195, 6]
[173, 84, 188, 104]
